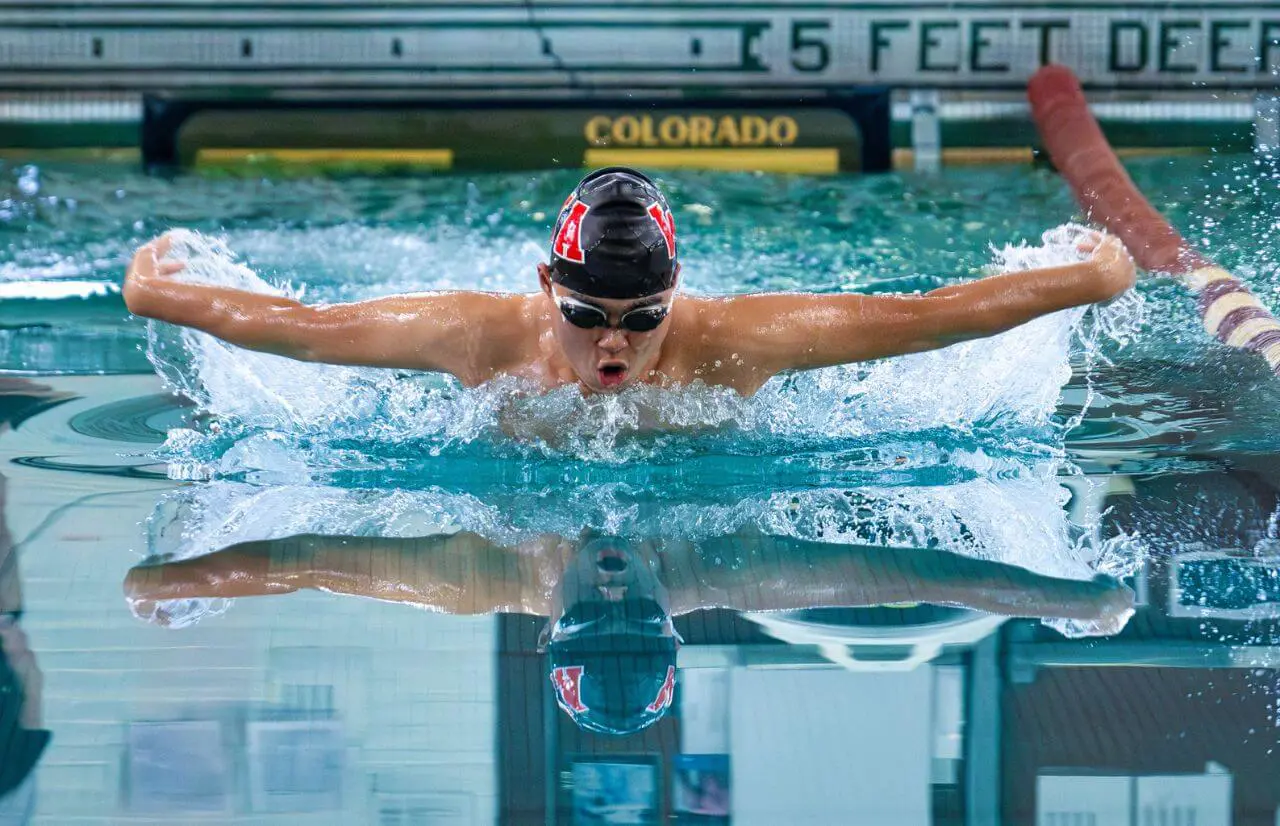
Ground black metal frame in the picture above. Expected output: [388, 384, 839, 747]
[140, 89, 892, 173]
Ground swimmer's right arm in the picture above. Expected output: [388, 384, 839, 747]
[124, 235, 525, 384]
[123, 532, 542, 615]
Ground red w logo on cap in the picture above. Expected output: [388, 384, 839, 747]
[551, 666, 589, 713]
[553, 201, 590, 264]
[646, 666, 676, 713]
[646, 203, 676, 259]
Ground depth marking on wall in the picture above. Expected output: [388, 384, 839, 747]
[5, 3, 1280, 90]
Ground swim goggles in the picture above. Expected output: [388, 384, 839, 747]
[549, 597, 683, 644]
[557, 295, 670, 333]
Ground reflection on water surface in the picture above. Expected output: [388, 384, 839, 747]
[0, 374, 1275, 824]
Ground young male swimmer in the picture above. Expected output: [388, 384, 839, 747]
[124, 167, 1136, 397]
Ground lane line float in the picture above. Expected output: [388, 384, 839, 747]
[1028, 64, 1280, 375]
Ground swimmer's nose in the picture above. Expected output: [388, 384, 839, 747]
[598, 585, 628, 601]
[598, 328, 628, 352]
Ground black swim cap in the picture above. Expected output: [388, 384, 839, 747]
[549, 167, 678, 299]
[547, 599, 678, 736]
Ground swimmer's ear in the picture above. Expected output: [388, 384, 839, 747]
[672, 263, 682, 290]
[537, 263, 555, 297]
[537, 622, 551, 653]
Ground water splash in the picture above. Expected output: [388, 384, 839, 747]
[135, 445, 1140, 638]
[133, 226, 1143, 635]
[149, 225, 1138, 472]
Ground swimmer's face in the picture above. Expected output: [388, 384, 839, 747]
[542, 535, 676, 645]
[561, 537, 664, 606]
[538, 264, 677, 393]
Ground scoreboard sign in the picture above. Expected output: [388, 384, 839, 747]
[5, 1, 1280, 92]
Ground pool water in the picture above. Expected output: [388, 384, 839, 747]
[1, 158, 1279, 824]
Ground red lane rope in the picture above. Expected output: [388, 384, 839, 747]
[1028, 64, 1280, 375]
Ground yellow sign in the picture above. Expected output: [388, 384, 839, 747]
[584, 148, 837, 175]
[196, 148, 453, 167]
[584, 115, 800, 148]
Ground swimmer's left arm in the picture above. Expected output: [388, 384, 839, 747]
[683, 531, 1133, 626]
[716, 233, 1134, 382]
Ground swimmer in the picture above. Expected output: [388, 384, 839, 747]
[124, 526, 1134, 735]
[124, 167, 1136, 398]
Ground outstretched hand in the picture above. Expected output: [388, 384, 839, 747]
[123, 233, 186, 314]
[1087, 573, 1137, 636]
[1077, 231, 1137, 301]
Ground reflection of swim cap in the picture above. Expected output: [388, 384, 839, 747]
[549, 167, 678, 299]
[547, 599, 678, 736]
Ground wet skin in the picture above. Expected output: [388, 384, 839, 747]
[124, 233, 1136, 399]
[122, 528, 1136, 636]
[535, 264, 678, 395]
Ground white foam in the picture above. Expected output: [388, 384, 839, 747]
[0, 279, 117, 299]
[148, 225, 1140, 465]
[136, 226, 1143, 637]
[137, 455, 1139, 638]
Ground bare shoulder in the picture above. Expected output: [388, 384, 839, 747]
[663, 291, 897, 392]
[396, 289, 533, 317]
[384, 290, 545, 384]
[673, 291, 864, 333]
[664, 294, 777, 393]
[665, 295, 731, 357]
[375, 290, 541, 347]
[462, 292, 548, 376]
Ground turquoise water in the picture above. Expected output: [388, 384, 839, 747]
[1, 159, 1279, 823]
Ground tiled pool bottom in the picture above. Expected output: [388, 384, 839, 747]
[0, 373, 1277, 825]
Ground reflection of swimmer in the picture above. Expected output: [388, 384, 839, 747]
[124, 527, 1133, 735]
[0, 475, 52, 824]
[125, 167, 1135, 402]
[0, 383, 76, 822]
[0, 378, 75, 432]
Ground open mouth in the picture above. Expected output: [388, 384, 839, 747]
[597, 548, 629, 573]
[597, 363, 628, 387]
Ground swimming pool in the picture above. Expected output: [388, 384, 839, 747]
[2, 157, 1279, 823]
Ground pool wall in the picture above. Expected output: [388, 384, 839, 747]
[1, 1, 1277, 170]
